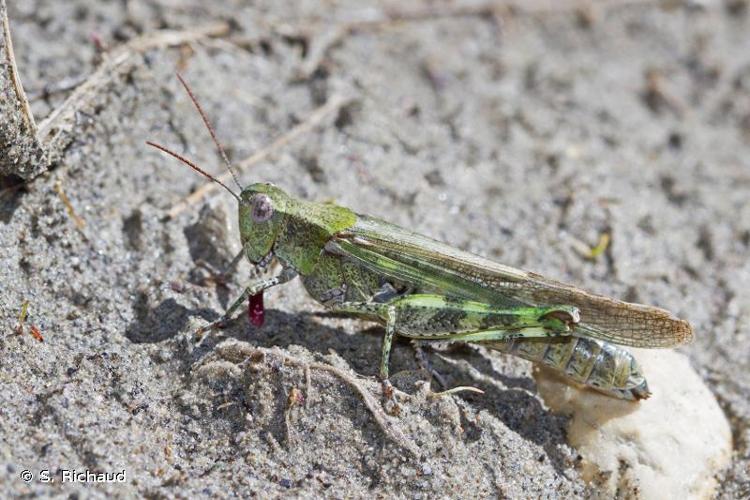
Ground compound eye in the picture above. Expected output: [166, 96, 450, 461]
[250, 194, 274, 223]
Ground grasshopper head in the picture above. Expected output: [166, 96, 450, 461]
[238, 183, 290, 264]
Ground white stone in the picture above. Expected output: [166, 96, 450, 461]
[535, 349, 732, 499]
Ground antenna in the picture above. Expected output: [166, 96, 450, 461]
[176, 73, 244, 192]
[146, 141, 241, 202]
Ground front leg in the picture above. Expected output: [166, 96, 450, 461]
[198, 266, 298, 335]
[194, 247, 247, 286]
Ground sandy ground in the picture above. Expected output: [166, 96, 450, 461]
[1, 1, 748, 497]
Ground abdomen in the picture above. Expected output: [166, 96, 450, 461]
[484, 337, 651, 400]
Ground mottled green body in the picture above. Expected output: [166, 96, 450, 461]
[224, 183, 693, 401]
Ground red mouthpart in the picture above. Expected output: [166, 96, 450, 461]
[248, 292, 265, 327]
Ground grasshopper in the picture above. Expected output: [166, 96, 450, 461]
[148, 76, 693, 402]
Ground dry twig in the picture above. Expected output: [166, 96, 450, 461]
[26, 74, 89, 101]
[287, 0, 659, 79]
[1, 9, 229, 180]
[306, 359, 418, 455]
[212, 343, 420, 456]
[53, 179, 86, 233]
[0, 0, 46, 178]
[1, 0, 34, 132]
[38, 22, 230, 161]
[284, 386, 305, 447]
[428, 386, 485, 399]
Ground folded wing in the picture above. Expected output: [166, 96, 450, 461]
[328, 216, 692, 348]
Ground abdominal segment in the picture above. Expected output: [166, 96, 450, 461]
[484, 336, 651, 400]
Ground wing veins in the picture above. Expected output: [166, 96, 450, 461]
[336, 216, 693, 347]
